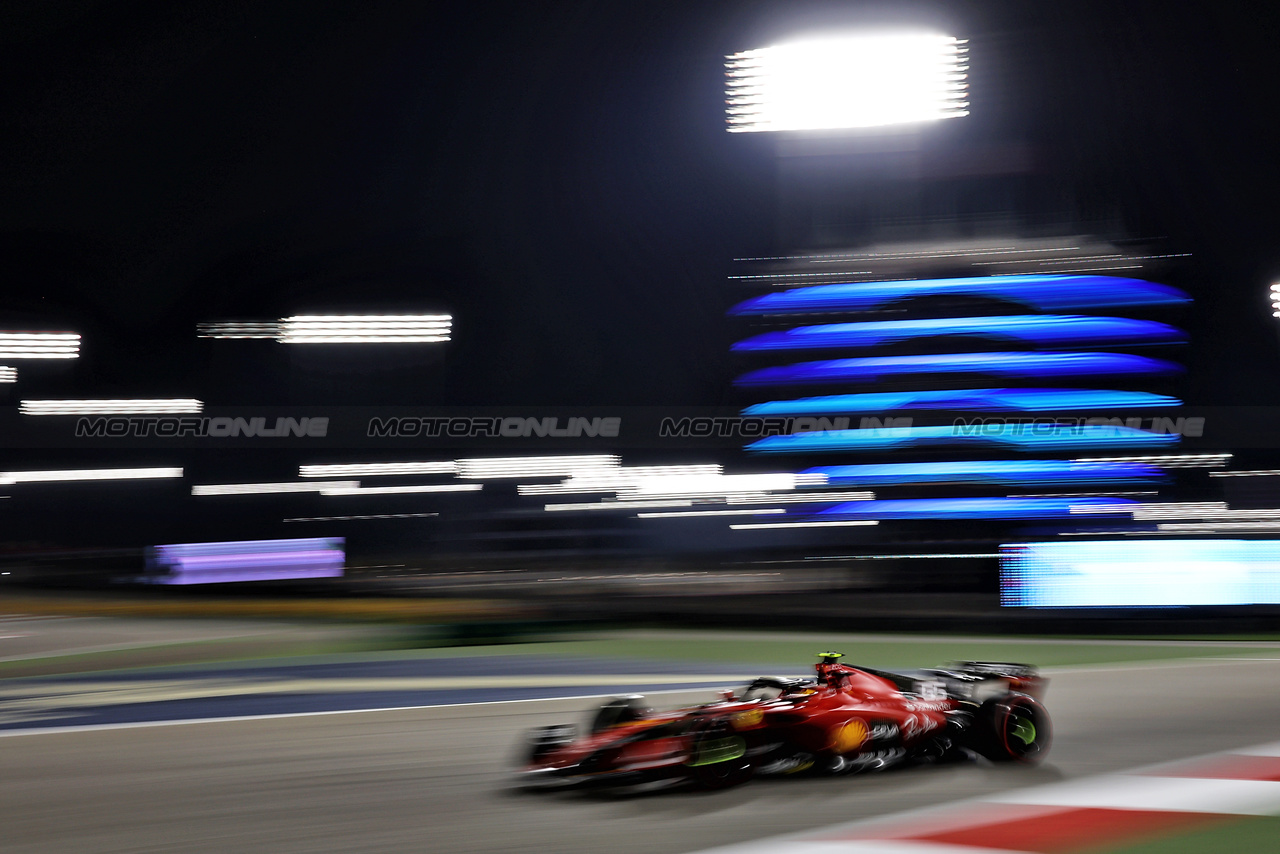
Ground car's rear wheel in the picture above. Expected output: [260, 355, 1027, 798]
[976, 694, 1051, 763]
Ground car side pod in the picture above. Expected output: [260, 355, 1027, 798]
[975, 693, 1052, 763]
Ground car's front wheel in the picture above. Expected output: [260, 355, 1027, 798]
[684, 718, 753, 789]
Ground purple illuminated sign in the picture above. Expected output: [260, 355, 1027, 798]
[146, 537, 344, 584]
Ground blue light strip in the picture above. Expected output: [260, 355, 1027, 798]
[747, 425, 1181, 453]
[736, 353, 1182, 386]
[732, 316, 1185, 352]
[728, 274, 1191, 315]
[743, 389, 1182, 414]
[812, 496, 1136, 520]
[804, 459, 1165, 486]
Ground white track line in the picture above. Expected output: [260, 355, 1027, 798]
[0, 686, 726, 738]
[688, 740, 1280, 854]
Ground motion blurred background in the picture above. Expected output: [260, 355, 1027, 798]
[3, 0, 1280, 632]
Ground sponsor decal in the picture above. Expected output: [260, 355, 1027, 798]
[868, 722, 899, 741]
[731, 709, 765, 730]
[831, 718, 869, 754]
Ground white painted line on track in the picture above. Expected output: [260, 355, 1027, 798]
[688, 739, 1280, 854]
[987, 774, 1280, 815]
[0, 686, 728, 738]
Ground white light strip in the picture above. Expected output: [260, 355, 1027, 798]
[1070, 501, 1228, 516]
[319, 484, 482, 496]
[192, 481, 360, 496]
[1072, 454, 1232, 468]
[198, 315, 452, 344]
[280, 315, 451, 344]
[1006, 491, 1159, 499]
[0, 367, 14, 383]
[1210, 470, 1280, 478]
[625, 472, 826, 498]
[0, 332, 80, 359]
[283, 512, 441, 522]
[544, 500, 695, 512]
[637, 509, 787, 518]
[726, 34, 968, 133]
[725, 490, 874, 504]
[516, 465, 725, 495]
[458, 455, 620, 479]
[1155, 521, 1280, 532]
[1139, 509, 1280, 521]
[19, 398, 204, 415]
[805, 553, 1002, 560]
[730, 520, 880, 530]
[196, 322, 279, 339]
[299, 462, 457, 478]
[1, 467, 182, 484]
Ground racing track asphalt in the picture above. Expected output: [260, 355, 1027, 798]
[2, 654, 1280, 853]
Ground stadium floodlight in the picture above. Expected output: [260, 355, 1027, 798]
[726, 33, 968, 132]
[19, 398, 203, 416]
[197, 315, 452, 344]
[0, 332, 80, 359]
[1, 467, 183, 484]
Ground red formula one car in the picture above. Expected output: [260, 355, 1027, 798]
[518, 653, 1050, 791]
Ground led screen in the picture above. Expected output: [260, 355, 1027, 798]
[1000, 540, 1280, 607]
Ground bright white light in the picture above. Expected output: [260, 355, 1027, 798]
[544, 499, 695, 512]
[516, 465, 724, 495]
[0, 367, 14, 383]
[198, 315, 452, 344]
[1155, 522, 1280, 532]
[1071, 454, 1232, 468]
[637, 509, 787, 518]
[192, 481, 359, 496]
[625, 472, 824, 498]
[1211, 470, 1280, 478]
[726, 490, 873, 505]
[19, 398, 204, 416]
[458, 455, 620, 480]
[283, 512, 440, 522]
[0, 332, 80, 359]
[726, 33, 968, 132]
[300, 462, 458, 478]
[318, 484, 483, 496]
[730, 520, 880, 529]
[2, 467, 183, 484]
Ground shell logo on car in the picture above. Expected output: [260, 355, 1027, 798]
[831, 718, 869, 753]
[731, 709, 765, 730]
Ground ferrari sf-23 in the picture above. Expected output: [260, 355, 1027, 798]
[518, 652, 1050, 790]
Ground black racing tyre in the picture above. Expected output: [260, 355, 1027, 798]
[975, 694, 1052, 763]
[590, 695, 649, 734]
[684, 718, 753, 790]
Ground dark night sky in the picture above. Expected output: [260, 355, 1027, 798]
[4, 1, 1280, 407]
